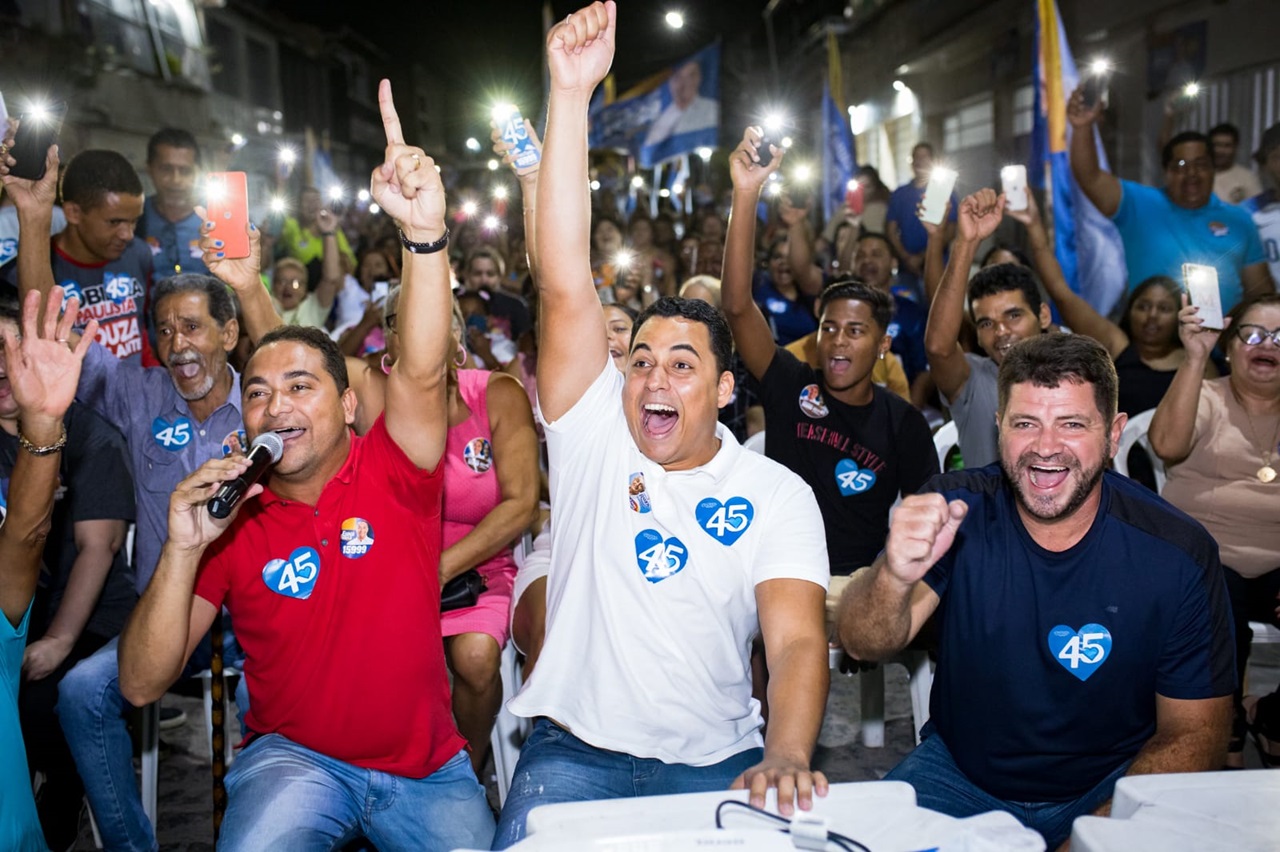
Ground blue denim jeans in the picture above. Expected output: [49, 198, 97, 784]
[885, 723, 1132, 848]
[56, 632, 248, 851]
[492, 718, 764, 850]
[219, 734, 494, 852]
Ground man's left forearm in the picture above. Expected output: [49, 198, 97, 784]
[762, 636, 829, 764]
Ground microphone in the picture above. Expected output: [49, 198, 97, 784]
[208, 432, 284, 519]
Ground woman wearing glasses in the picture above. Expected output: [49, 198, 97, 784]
[1151, 293, 1280, 768]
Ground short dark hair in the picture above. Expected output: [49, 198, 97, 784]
[911, 142, 935, 158]
[997, 334, 1118, 424]
[818, 278, 894, 332]
[1208, 123, 1239, 144]
[855, 232, 894, 256]
[1162, 131, 1210, 170]
[61, 150, 144, 209]
[631, 296, 733, 375]
[151, 273, 237, 327]
[0, 282, 19, 323]
[967, 263, 1043, 322]
[146, 128, 202, 166]
[980, 242, 1032, 269]
[252, 325, 349, 394]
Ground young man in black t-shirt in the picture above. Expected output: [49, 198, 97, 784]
[722, 128, 938, 575]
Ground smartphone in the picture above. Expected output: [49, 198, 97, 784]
[1001, 165, 1028, 212]
[1082, 70, 1111, 110]
[756, 131, 775, 167]
[370, 280, 389, 306]
[493, 105, 540, 175]
[1182, 263, 1224, 329]
[7, 100, 67, 181]
[920, 167, 957, 226]
[205, 172, 251, 260]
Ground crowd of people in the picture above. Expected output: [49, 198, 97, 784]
[0, 1, 1278, 850]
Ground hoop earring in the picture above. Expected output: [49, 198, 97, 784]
[381, 353, 393, 375]
[455, 344, 469, 368]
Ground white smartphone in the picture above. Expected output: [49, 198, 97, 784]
[1182, 263, 1224, 329]
[1001, 165, 1028, 212]
[919, 167, 957, 226]
[370, 280, 390, 306]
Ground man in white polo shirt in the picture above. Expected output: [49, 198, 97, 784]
[492, 3, 831, 848]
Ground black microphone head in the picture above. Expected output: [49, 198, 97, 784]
[251, 431, 285, 462]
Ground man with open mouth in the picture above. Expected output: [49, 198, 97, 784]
[837, 333, 1234, 849]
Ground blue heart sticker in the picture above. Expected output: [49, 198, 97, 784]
[634, 529, 689, 583]
[1047, 624, 1112, 682]
[695, 497, 754, 546]
[262, 546, 321, 600]
[151, 416, 193, 451]
[835, 459, 877, 496]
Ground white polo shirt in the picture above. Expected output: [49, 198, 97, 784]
[509, 362, 829, 766]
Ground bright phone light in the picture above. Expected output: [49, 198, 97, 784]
[269, 196, 287, 214]
[278, 146, 297, 165]
[614, 248, 635, 270]
[492, 103, 517, 124]
[25, 101, 51, 124]
[631, 175, 645, 189]
[492, 186, 508, 201]
[369, 203, 380, 214]
[766, 182, 783, 197]
[659, 188, 671, 198]
[589, 180, 601, 191]
[930, 166, 957, 182]
[1090, 58, 1111, 76]
[696, 146, 713, 161]
[357, 189, 371, 203]
[328, 185, 344, 202]
[230, 133, 245, 147]
[465, 137, 482, 152]
[792, 164, 812, 183]
[664, 11, 684, 29]
[205, 177, 227, 203]
[672, 182, 684, 195]
[487, 159, 499, 171]
[461, 200, 478, 217]
[483, 215, 500, 230]
[763, 112, 786, 133]
[1183, 82, 1201, 97]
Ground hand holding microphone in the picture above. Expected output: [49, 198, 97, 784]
[208, 432, 284, 519]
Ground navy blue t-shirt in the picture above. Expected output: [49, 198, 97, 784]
[922, 467, 1235, 802]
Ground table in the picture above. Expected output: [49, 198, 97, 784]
[1071, 770, 1280, 852]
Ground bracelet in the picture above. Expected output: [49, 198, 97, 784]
[319, 231, 336, 237]
[399, 227, 450, 255]
[17, 422, 68, 456]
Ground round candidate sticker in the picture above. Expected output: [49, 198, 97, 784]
[221, 429, 248, 457]
[463, 437, 493, 473]
[798, 384, 829, 419]
[340, 517, 375, 559]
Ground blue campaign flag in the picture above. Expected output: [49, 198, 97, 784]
[821, 80, 857, 223]
[1032, 0, 1127, 316]
[590, 42, 720, 168]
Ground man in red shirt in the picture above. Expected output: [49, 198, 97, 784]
[117, 82, 494, 850]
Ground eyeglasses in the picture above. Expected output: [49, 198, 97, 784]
[1234, 324, 1280, 346]
[1169, 158, 1211, 174]
[384, 313, 397, 333]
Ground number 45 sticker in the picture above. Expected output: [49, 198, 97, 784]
[1047, 624, 1112, 682]
[152, 416, 193, 450]
[695, 497, 755, 546]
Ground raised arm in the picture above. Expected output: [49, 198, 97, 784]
[1149, 297, 1215, 465]
[1067, 86, 1121, 218]
[371, 79, 453, 470]
[0, 288, 98, 626]
[492, 117, 543, 285]
[780, 199, 824, 298]
[723, 127, 786, 380]
[925, 190, 1005, 400]
[534, 1, 617, 422]
[1009, 193, 1126, 356]
[837, 493, 963, 661]
[921, 200, 950, 306]
[311, 207, 344, 312]
[199, 209, 283, 345]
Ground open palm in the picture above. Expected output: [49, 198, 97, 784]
[3, 288, 97, 422]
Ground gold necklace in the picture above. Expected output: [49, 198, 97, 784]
[1242, 406, 1280, 483]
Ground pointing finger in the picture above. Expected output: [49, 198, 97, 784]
[378, 79, 405, 147]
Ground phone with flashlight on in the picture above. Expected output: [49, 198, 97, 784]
[7, 99, 68, 182]
[1082, 61, 1112, 110]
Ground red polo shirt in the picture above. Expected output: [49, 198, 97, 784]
[194, 416, 465, 777]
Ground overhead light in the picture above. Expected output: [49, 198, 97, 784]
[631, 175, 645, 189]
[664, 11, 684, 29]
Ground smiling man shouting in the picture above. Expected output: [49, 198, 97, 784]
[492, 2, 831, 847]
[837, 333, 1234, 850]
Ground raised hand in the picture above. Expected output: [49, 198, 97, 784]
[165, 456, 262, 554]
[196, 204, 262, 293]
[728, 126, 783, 196]
[1004, 187, 1041, 227]
[956, 189, 1005, 244]
[370, 79, 446, 241]
[1176, 294, 1226, 362]
[883, 494, 968, 587]
[0, 118, 59, 215]
[1066, 86, 1103, 129]
[546, 1, 616, 96]
[919, 198, 951, 237]
[491, 117, 542, 179]
[1, 288, 97, 426]
[316, 208, 338, 234]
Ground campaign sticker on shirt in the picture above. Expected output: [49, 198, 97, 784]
[146, 237, 162, 256]
[58, 280, 84, 311]
[798, 384, 829, 419]
[221, 429, 248, 457]
[1047, 623, 1112, 682]
[634, 529, 688, 583]
[628, 472, 652, 513]
[104, 272, 136, 304]
[835, 459, 877, 496]
[0, 237, 16, 267]
[463, 437, 493, 473]
[695, 497, 754, 546]
[188, 239, 204, 260]
[262, 546, 321, 600]
[340, 517, 375, 559]
[152, 416, 193, 450]
[1208, 221, 1229, 238]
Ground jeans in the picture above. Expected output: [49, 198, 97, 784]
[885, 723, 1132, 849]
[492, 718, 764, 850]
[219, 735, 494, 852]
[56, 631, 248, 851]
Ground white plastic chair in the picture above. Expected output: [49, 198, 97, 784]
[829, 647, 932, 748]
[932, 421, 959, 471]
[489, 533, 536, 805]
[1113, 408, 1166, 492]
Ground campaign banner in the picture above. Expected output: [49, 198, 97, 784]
[590, 42, 720, 168]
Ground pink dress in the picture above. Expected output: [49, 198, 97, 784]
[439, 369, 517, 646]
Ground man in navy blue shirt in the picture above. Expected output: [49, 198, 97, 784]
[885, 142, 957, 302]
[836, 333, 1234, 849]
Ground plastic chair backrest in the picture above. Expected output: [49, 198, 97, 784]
[1114, 408, 1167, 493]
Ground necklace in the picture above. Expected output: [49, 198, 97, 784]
[1242, 405, 1280, 483]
